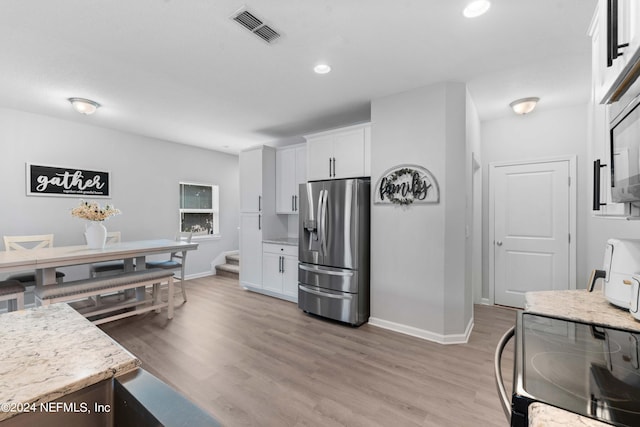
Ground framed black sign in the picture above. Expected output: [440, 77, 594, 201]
[26, 163, 111, 198]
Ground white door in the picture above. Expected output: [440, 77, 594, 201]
[276, 148, 296, 214]
[282, 255, 299, 299]
[262, 251, 283, 293]
[306, 136, 334, 181]
[333, 129, 365, 179]
[492, 160, 571, 308]
[239, 148, 263, 212]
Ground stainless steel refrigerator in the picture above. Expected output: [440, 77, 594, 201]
[298, 178, 370, 326]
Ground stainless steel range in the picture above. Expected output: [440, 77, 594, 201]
[496, 312, 640, 426]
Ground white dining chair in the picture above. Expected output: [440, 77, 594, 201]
[4, 234, 65, 285]
[89, 232, 128, 277]
[146, 232, 192, 302]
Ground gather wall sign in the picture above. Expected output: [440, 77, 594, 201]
[374, 164, 439, 205]
[26, 163, 111, 198]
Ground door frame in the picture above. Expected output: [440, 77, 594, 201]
[488, 155, 577, 305]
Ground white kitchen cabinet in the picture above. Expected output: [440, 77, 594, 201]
[305, 123, 371, 181]
[262, 243, 298, 302]
[240, 148, 264, 212]
[594, 0, 640, 103]
[276, 144, 306, 214]
[239, 213, 263, 288]
[239, 146, 288, 291]
[590, 4, 629, 216]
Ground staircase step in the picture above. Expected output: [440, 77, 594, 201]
[225, 253, 240, 266]
[216, 263, 239, 279]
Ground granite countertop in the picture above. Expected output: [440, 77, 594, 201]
[525, 289, 640, 426]
[263, 237, 299, 246]
[0, 303, 140, 421]
[525, 288, 640, 332]
[529, 403, 611, 427]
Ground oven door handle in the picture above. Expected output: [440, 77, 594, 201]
[494, 326, 515, 422]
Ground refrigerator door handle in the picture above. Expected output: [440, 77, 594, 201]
[299, 285, 353, 300]
[320, 189, 328, 256]
[299, 264, 354, 277]
[317, 190, 326, 253]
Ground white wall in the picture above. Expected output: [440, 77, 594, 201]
[369, 82, 471, 342]
[0, 108, 239, 280]
[480, 104, 589, 299]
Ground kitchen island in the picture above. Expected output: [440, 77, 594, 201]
[0, 303, 139, 424]
[524, 289, 640, 427]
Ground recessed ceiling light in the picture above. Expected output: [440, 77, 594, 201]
[463, 0, 491, 18]
[314, 64, 331, 74]
[68, 97, 100, 115]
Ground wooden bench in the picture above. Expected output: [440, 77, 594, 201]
[34, 269, 175, 325]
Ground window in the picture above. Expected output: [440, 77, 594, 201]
[179, 182, 219, 237]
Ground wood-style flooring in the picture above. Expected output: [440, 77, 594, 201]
[100, 276, 516, 427]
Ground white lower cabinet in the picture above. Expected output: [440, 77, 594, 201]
[262, 243, 298, 302]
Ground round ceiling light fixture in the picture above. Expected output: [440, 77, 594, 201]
[68, 97, 101, 115]
[509, 97, 540, 115]
[463, 0, 491, 18]
[313, 64, 332, 74]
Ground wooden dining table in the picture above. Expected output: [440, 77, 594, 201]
[0, 239, 199, 286]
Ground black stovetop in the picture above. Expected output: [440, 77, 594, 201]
[513, 312, 640, 427]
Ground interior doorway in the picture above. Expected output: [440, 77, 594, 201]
[489, 157, 577, 308]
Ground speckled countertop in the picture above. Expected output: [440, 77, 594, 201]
[263, 237, 299, 246]
[0, 303, 140, 421]
[528, 403, 611, 427]
[525, 288, 640, 332]
[525, 289, 640, 426]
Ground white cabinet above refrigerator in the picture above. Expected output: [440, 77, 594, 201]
[304, 123, 371, 181]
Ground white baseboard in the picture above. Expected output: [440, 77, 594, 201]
[368, 316, 474, 345]
[184, 271, 214, 280]
[480, 297, 491, 305]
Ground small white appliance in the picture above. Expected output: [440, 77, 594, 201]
[589, 238, 640, 310]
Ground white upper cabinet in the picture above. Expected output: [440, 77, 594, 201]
[590, 3, 628, 216]
[595, 0, 640, 103]
[240, 147, 264, 212]
[305, 123, 371, 181]
[276, 144, 306, 214]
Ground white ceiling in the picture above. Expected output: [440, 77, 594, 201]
[0, 0, 597, 154]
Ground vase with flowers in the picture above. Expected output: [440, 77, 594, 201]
[71, 200, 121, 249]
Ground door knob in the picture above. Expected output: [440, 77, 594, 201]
[496, 241, 503, 246]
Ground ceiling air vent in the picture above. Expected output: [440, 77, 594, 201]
[231, 8, 281, 44]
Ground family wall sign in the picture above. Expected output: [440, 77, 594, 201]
[26, 163, 110, 198]
[374, 164, 439, 205]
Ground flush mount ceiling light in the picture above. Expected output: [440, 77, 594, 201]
[463, 0, 491, 18]
[314, 64, 331, 74]
[68, 97, 100, 115]
[509, 97, 540, 115]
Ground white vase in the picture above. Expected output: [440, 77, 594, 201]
[85, 221, 107, 249]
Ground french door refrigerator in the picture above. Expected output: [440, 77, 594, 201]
[298, 178, 370, 326]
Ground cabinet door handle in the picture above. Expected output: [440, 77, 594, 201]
[294, 195, 297, 211]
[281, 256, 284, 273]
[258, 195, 261, 211]
[292, 195, 295, 212]
[593, 159, 607, 210]
[329, 158, 332, 177]
[332, 157, 336, 177]
[258, 214, 261, 230]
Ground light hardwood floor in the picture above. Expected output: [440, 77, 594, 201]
[100, 276, 516, 427]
